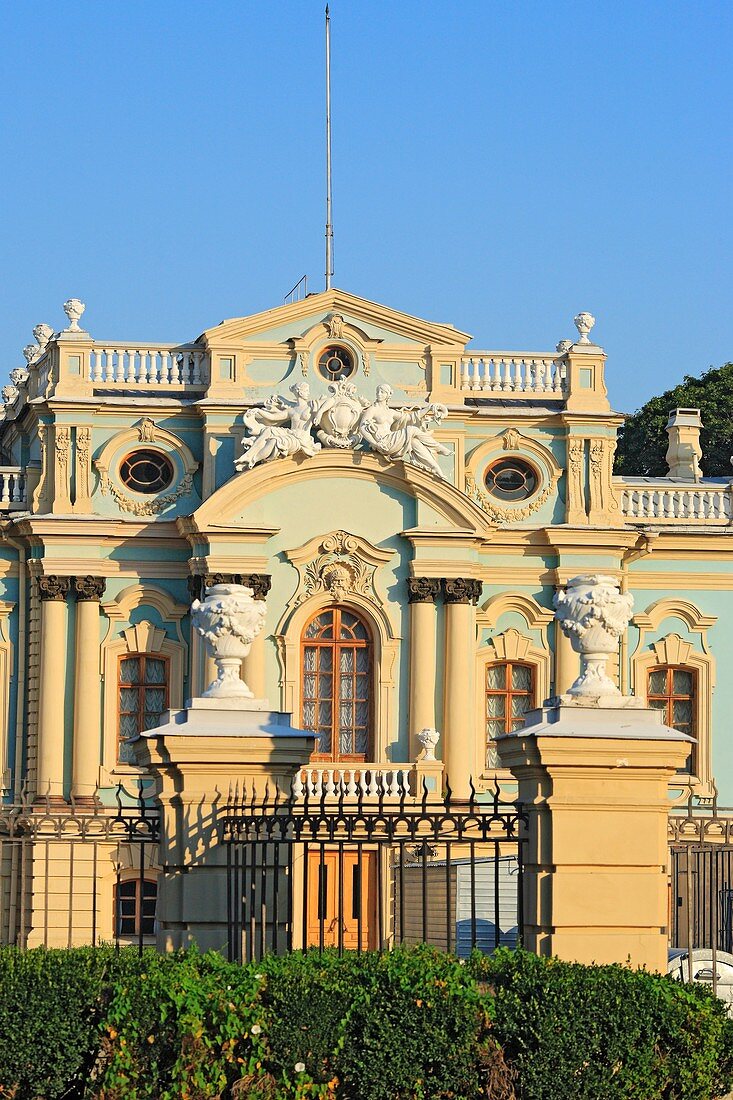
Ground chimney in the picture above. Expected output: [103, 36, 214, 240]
[665, 408, 703, 481]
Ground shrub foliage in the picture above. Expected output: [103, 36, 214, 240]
[0, 945, 731, 1100]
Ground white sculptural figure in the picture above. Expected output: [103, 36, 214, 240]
[236, 382, 324, 470]
[316, 379, 368, 448]
[553, 574, 634, 701]
[358, 384, 450, 479]
[191, 583, 267, 698]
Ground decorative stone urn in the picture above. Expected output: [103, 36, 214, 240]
[417, 727, 440, 761]
[62, 298, 86, 332]
[33, 323, 54, 351]
[553, 574, 634, 700]
[190, 583, 267, 699]
[573, 311, 596, 344]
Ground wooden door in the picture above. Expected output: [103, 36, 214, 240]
[307, 850, 376, 949]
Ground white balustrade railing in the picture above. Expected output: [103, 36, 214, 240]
[89, 344, 208, 388]
[0, 468, 27, 511]
[460, 352, 566, 395]
[293, 765, 413, 801]
[619, 480, 732, 523]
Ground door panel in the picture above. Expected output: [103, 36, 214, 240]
[307, 850, 375, 949]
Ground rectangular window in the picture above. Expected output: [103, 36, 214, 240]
[115, 879, 157, 938]
[485, 661, 535, 769]
[218, 356, 234, 381]
[118, 654, 169, 762]
[647, 665, 696, 774]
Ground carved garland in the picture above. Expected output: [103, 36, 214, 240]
[464, 471, 555, 525]
[99, 472, 194, 517]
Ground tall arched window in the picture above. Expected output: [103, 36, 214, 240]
[647, 665, 696, 774]
[301, 608, 372, 761]
[485, 660, 534, 769]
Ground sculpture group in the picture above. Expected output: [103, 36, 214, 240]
[236, 380, 450, 479]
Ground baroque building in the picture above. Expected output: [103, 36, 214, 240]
[0, 290, 730, 947]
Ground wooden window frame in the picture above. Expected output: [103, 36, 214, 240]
[485, 660, 535, 766]
[647, 663, 696, 771]
[114, 877, 158, 938]
[117, 652, 170, 762]
[301, 607, 373, 764]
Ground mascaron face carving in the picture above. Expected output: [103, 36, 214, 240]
[236, 380, 450, 479]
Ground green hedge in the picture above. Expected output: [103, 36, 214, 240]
[0, 945, 731, 1100]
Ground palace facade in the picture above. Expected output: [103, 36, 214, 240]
[0, 289, 730, 947]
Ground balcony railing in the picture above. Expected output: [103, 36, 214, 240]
[89, 344, 208, 389]
[0, 468, 27, 511]
[460, 352, 566, 396]
[293, 764, 413, 801]
[619, 479, 732, 523]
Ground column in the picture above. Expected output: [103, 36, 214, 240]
[442, 577, 482, 800]
[72, 576, 105, 804]
[241, 574, 271, 699]
[36, 575, 71, 803]
[407, 578, 440, 760]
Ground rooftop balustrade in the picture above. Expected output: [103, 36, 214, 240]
[618, 479, 733, 524]
[0, 468, 28, 511]
[460, 352, 566, 397]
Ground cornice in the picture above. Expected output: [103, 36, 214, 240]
[9, 517, 182, 540]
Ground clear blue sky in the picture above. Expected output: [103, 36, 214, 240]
[2, 0, 731, 411]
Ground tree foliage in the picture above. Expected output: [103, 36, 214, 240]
[615, 363, 733, 477]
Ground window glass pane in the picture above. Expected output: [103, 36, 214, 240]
[119, 687, 138, 713]
[355, 701, 369, 728]
[340, 648, 354, 674]
[486, 740, 500, 769]
[355, 674, 368, 699]
[673, 699, 694, 729]
[145, 658, 166, 685]
[486, 664, 506, 691]
[303, 673, 316, 698]
[511, 665, 532, 692]
[305, 613, 331, 639]
[318, 673, 333, 700]
[356, 648, 369, 674]
[318, 701, 332, 728]
[340, 702, 353, 730]
[340, 674, 353, 700]
[339, 612, 357, 636]
[511, 694, 531, 720]
[119, 713, 138, 739]
[339, 730, 354, 756]
[486, 695, 505, 719]
[303, 648, 316, 672]
[316, 730, 331, 754]
[648, 698, 667, 715]
[302, 701, 316, 728]
[142, 880, 157, 898]
[143, 712, 162, 731]
[120, 658, 140, 685]
[145, 688, 166, 715]
[673, 670, 694, 696]
[318, 648, 333, 673]
[648, 669, 667, 695]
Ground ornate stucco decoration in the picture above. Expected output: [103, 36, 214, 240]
[94, 419, 199, 517]
[100, 472, 195, 517]
[235, 381, 450, 479]
[464, 429, 561, 526]
[191, 583, 267, 699]
[285, 530, 394, 610]
[554, 574, 636, 704]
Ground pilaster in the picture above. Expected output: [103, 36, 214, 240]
[72, 427, 93, 513]
[442, 577, 482, 799]
[36, 576, 71, 803]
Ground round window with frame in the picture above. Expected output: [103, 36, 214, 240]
[484, 457, 538, 503]
[119, 449, 174, 495]
[317, 345, 356, 382]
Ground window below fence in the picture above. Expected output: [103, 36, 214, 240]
[114, 878, 158, 939]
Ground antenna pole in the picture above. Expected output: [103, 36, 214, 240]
[325, 4, 334, 291]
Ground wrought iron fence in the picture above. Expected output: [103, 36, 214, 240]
[0, 784, 159, 952]
[221, 779, 526, 964]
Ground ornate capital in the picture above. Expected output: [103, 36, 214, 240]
[442, 577, 482, 606]
[240, 573, 272, 601]
[38, 575, 71, 602]
[407, 577, 441, 604]
[74, 575, 106, 601]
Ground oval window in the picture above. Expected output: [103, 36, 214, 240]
[484, 458, 538, 502]
[119, 449, 174, 495]
[317, 345, 355, 381]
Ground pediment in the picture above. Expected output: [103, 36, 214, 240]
[199, 288, 470, 348]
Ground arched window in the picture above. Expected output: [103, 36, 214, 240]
[118, 653, 169, 762]
[485, 661, 534, 768]
[301, 607, 372, 761]
[114, 877, 157, 938]
[648, 665, 696, 773]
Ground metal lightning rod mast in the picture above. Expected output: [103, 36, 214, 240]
[325, 4, 334, 290]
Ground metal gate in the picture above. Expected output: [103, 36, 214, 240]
[222, 780, 526, 963]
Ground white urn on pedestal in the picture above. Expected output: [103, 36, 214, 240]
[553, 574, 636, 705]
[191, 583, 267, 700]
[62, 298, 86, 333]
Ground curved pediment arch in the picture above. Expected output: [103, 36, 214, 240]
[188, 451, 493, 536]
